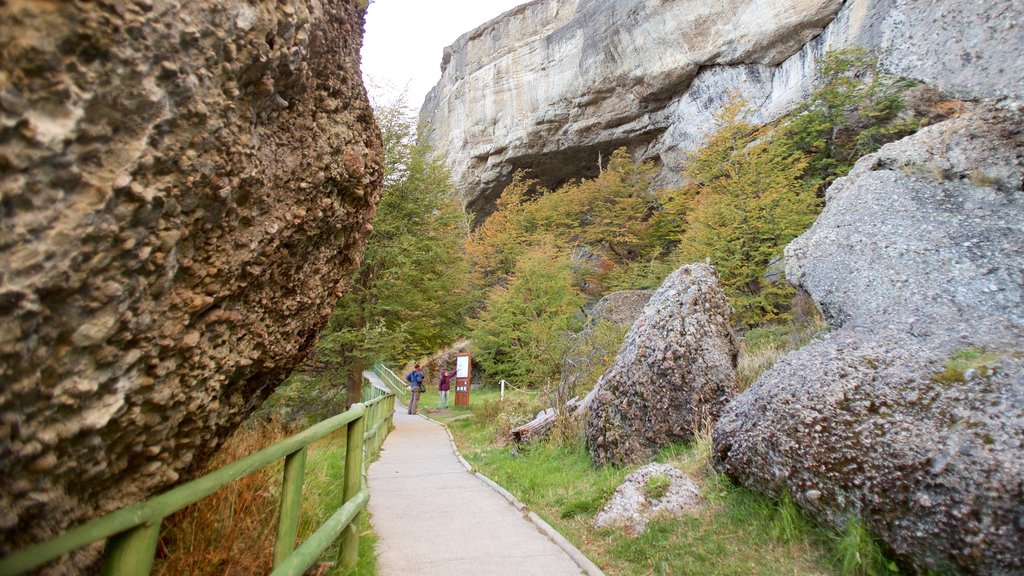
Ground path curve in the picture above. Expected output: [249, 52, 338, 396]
[365, 373, 589, 575]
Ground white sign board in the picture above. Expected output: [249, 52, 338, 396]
[456, 355, 470, 378]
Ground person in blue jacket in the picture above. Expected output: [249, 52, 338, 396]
[405, 364, 424, 415]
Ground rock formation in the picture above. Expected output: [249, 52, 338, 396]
[594, 463, 702, 535]
[586, 265, 738, 466]
[421, 0, 1023, 222]
[713, 106, 1024, 573]
[589, 290, 652, 326]
[0, 0, 382, 560]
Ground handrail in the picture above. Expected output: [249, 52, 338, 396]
[0, 377, 397, 576]
[373, 362, 408, 398]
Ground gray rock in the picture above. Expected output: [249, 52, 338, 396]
[586, 264, 738, 466]
[589, 290, 653, 326]
[713, 106, 1024, 574]
[594, 463, 703, 535]
[0, 0, 383, 562]
[422, 0, 1024, 222]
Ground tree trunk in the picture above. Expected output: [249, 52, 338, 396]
[346, 357, 364, 408]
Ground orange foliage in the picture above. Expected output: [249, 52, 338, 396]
[154, 420, 289, 576]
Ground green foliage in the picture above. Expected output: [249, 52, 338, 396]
[780, 48, 922, 194]
[317, 96, 473, 372]
[644, 474, 671, 500]
[469, 245, 585, 387]
[467, 149, 660, 296]
[670, 96, 822, 326]
[932, 347, 1003, 385]
[255, 373, 348, 430]
[832, 517, 899, 576]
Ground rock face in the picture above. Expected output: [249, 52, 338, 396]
[586, 265, 738, 466]
[594, 463, 702, 535]
[713, 106, 1024, 574]
[0, 0, 382, 558]
[422, 0, 1024, 221]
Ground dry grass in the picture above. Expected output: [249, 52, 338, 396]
[154, 420, 289, 576]
[737, 314, 828, 390]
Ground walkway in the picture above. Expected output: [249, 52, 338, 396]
[363, 372, 588, 576]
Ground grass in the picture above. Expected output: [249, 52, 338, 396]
[443, 385, 907, 576]
[644, 474, 671, 500]
[155, 420, 380, 576]
[444, 393, 834, 575]
[737, 313, 828, 389]
[932, 347, 1004, 385]
[155, 421, 287, 576]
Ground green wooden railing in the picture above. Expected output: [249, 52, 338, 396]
[0, 377, 396, 576]
[372, 363, 408, 399]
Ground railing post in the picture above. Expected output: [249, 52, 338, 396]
[273, 447, 307, 568]
[101, 521, 161, 576]
[339, 407, 365, 570]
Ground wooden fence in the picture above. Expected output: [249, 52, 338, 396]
[0, 377, 396, 576]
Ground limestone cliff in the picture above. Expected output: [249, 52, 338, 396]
[421, 0, 1023, 221]
[0, 0, 382, 560]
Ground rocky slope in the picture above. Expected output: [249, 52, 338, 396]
[713, 106, 1024, 573]
[422, 0, 1023, 221]
[0, 0, 382, 560]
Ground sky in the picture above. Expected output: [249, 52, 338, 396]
[361, 0, 527, 111]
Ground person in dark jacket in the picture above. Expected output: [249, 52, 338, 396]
[437, 369, 453, 409]
[405, 364, 424, 415]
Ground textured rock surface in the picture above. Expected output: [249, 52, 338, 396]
[586, 265, 738, 466]
[589, 289, 652, 326]
[422, 0, 1024, 221]
[593, 463, 702, 535]
[0, 0, 382, 558]
[713, 106, 1024, 573]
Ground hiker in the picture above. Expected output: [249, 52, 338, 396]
[405, 364, 424, 415]
[437, 368, 453, 409]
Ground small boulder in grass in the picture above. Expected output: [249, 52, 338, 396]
[594, 463, 703, 535]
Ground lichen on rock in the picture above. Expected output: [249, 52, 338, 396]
[0, 0, 383, 562]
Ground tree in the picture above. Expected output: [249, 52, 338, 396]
[469, 244, 584, 388]
[318, 94, 473, 405]
[779, 48, 920, 194]
[673, 96, 820, 326]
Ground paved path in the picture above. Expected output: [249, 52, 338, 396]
[364, 373, 587, 576]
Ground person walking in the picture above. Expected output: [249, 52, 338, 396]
[405, 364, 424, 415]
[437, 368, 453, 409]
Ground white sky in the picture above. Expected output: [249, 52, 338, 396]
[361, 0, 527, 111]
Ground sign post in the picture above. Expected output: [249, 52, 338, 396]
[454, 353, 471, 407]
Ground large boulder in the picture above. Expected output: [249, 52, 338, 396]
[713, 106, 1024, 574]
[0, 0, 382, 560]
[422, 0, 1024, 222]
[586, 265, 738, 466]
[589, 290, 653, 326]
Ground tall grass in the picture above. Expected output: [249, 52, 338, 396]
[155, 420, 379, 576]
[155, 420, 288, 576]
[737, 312, 828, 389]
[831, 517, 900, 575]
